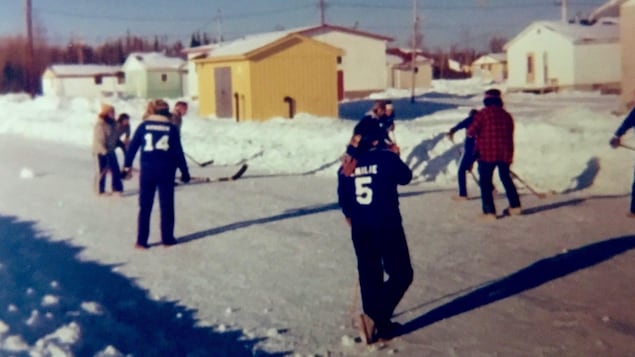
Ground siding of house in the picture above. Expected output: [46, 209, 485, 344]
[309, 31, 387, 95]
[573, 42, 621, 90]
[41, 68, 124, 97]
[196, 35, 339, 121]
[249, 38, 338, 119]
[387, 62, 432, 90]
[146, 70, 183, 98]
[622, 0, 635, 108]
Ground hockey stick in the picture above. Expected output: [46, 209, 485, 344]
[184, 152, 214, 167]
[619, 143, 635, 152]
[510, 169, 547, 199]
[176, 164, 248, 185]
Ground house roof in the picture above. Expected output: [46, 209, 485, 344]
[296, 23, 394, 42]
[127, 52, 185, 70]
[45, 64, 121, 77]
[197, 32, 343, 63]
[588, 0, 628, 21]
[184, 23, 392, 58]
[504, 20, 619, 49]
[472, 53, 506, 65]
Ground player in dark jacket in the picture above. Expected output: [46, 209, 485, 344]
[447, 109, 479, 199]
[609, 106, 635, 216]
[337, 122, 413, 344]
[123, 99, 191, 249]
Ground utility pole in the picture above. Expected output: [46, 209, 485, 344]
[410, 0, 417, 103]
[215, 8, 223, 44]
[25, 0, 35, 97]
[561, 0, 568, 23]
[319, 0, 326, 26]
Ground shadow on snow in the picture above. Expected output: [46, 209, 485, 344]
[399, 234, 635, 335]
[338, 93, 464, 121]
[0, 214, 284, 357]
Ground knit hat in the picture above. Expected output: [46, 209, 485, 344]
[99, 103, 115, 118]
[484, 89, 502, 98]
[152, 99, 170, 116]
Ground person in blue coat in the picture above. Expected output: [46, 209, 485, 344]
[609, 106, 635, 216]
[123, 99, 191, 249]
[447, 109, 479, 199]
[337, 121, 413, 344]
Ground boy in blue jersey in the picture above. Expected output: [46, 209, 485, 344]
[337, 121, 413, 344]
[123, 99, 191, 249]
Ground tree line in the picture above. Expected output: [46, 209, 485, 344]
[0, 29, 505, 94]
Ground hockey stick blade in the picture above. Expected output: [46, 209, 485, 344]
[176, 164, 248, 185]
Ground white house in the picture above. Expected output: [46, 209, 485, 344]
[296, 24, 393, 98]
[183, 24, 392, 100]
[41, 64, 124, 97]
[122, 52, 186, 99]
[471, 53, 507, 83]
[504, 19, 621, 92]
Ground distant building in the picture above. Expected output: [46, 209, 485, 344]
[195, 32, 342, 121]
[504, 20, 621, 92]
[41, 64, 124, 97]
[386, 53, 433, 90]
[470, 53, 507, 83]
[122, 52, 185, 99]
[621, 0, 635, 109]
[184, 24, 392, 100]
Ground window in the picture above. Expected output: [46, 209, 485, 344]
[336, 56, 342, 64]
[526, 53, 535, 84]
[94, 75, 103, 85]
[117, 73, 125, 84]
[161, 74, 168, 82]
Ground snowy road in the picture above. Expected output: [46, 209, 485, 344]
[1, 135, 635, 356]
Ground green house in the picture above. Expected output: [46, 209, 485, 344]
[122, 52, 185, 99]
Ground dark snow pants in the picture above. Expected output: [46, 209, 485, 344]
[351, 221, 413, 331]
[95, 152, 123, 194]
[457, 140, 478, 197]
[137, 169, 176, 246]
[478, 160, 521, 215]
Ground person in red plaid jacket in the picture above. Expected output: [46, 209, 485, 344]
[467, 89, 521, 218]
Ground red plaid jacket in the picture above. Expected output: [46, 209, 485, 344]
[467, 106, 514, 164]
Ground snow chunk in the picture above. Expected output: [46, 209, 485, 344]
[50, 281, 60, 289]
[80, 301, 104, 315]
[19, 167, 35, 179]
[42, 295, 60, 306]
[7, 304, 18, 312]
[94, 345, 125, 357]
[340, 335, 356, 347]
[2, 335, 29, 351]
[0, 320, 9, 334]
[26, 310, 41, 326]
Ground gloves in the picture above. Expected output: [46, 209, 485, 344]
[121, 167, 132, 180]
[180, 171, 191, 183]
[609, 136, 620, 149]
[447, 131, 455, 142]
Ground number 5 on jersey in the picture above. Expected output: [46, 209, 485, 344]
[143, 133, 170, 151]
[355, 176, 373, 205]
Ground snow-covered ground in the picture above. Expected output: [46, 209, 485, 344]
[1, 79, 635, 356]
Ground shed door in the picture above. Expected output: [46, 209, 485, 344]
[214, 67, 232, 118]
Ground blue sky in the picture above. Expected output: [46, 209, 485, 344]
[0, 0, 609, 50]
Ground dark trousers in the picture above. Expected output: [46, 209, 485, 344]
[457, 142, 478, 197]
[137, 171, 176, 246]
[351, 221, 413, 330]
[95, 152, 123, 194]
[631, 168, 635, 213]
[478, 160, 521, 214]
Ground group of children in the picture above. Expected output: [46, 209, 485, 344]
[92, 99, 191, 249]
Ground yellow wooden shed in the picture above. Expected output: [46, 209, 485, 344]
[195, 32, 343, 121]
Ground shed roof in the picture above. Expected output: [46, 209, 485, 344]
[127, 52, 185, 70]
[46, 64, 121, 77]
[472, 53, 506, 65]
[198, 33, 343, 63]
[504, 20, 619, 49]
